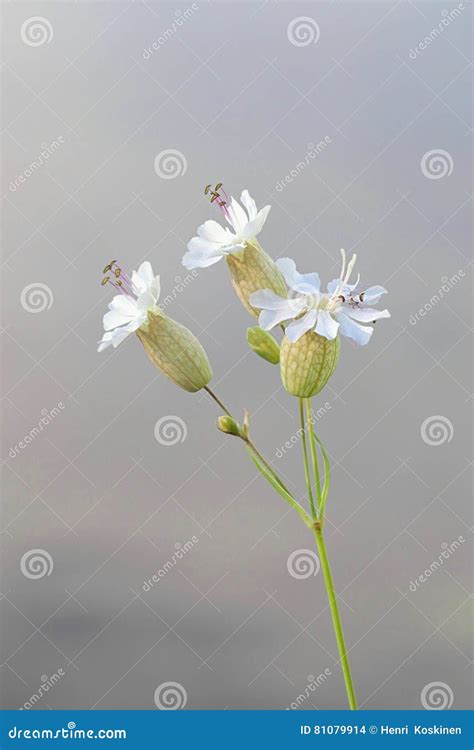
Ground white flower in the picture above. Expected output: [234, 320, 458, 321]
[98, 261, 160, 352]
[249, 250, 390, 346]
[183, 188, 271, 270]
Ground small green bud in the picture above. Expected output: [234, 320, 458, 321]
[225, 240, 287, 316]
[137, 311, 212, 393]
[247, 327, 280, 364]
[280, 331, 340, 398]
[217, 415, 242, 437]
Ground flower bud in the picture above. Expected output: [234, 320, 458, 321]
[217, 415, 241, 437]
[280, 332, 340, 398]
[225, 241, 287, 316]
[137, 311, 212, 393]
[247, 327, 280, 364]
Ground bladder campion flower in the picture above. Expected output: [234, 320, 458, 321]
[98, 260, 212, 392]
[183, 185, 287, 315]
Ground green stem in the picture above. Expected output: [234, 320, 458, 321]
[299, 399, 317, 520]
[204, 385, 293, 497]
[305, 399, 322, 509]
[313, 527, 358, 710]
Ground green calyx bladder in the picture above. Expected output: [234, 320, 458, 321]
[280, 331, 340, 398]
[225, 241, 287, 317]
[137, 310, 212, 393]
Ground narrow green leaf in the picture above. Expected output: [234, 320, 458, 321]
[247, 447, 313, 529]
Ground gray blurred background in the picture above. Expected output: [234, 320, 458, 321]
[1, 0, 472, 711]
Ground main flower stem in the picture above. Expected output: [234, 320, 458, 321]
[303, 398, 358, 710]
[313, 527, 358, 710]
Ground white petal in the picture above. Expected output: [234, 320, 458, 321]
[327, 279, 359, 298]
[187, 236, 223, 254]
[137, 290, 156, 312]
[226, 197, 248, 233]
[336, 313, 373, 346]
[285, 309, 318, 343]
[276, 257, 320, 294]
[249, 289, 290, 310]
[361, 285, 387, 304]
[110, 327, 134, 348]
[259, 305, 294, 330]
[150, 275, 161, 302]
[197, 220, 230, 244]
[132, 263, 153, 295]
[103, 308, 136, 331]
[182, 245, 223, 270]
[108, 294, 138, 316]
[242, 204, 271, 239]
[315, 310, 340, 340]
[345, 307, 390, 323]
[134, 260, 154, 291]
[97, 331, 114, 352]
[240, 189, 257, 220]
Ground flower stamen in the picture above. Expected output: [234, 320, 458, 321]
[204, 181, 229, 217]
[101, 260, 135, 296]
